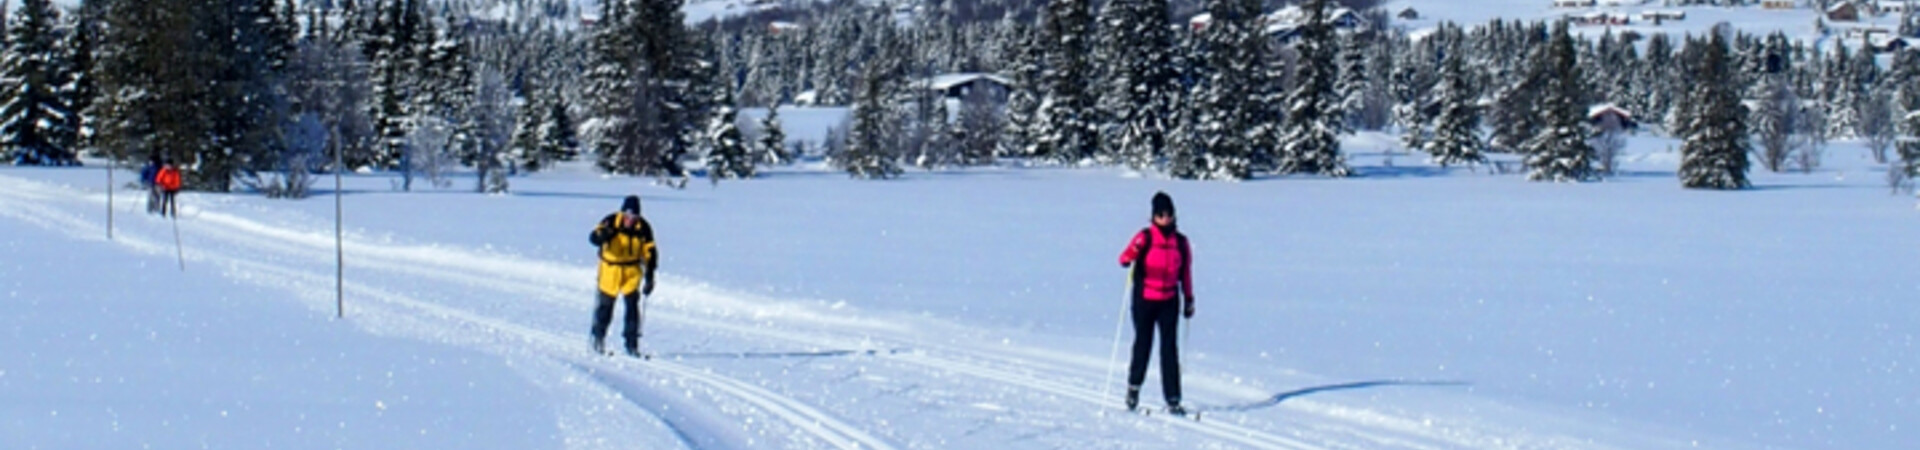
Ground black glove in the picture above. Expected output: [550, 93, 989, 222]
[1183, 300, 1195, 319]
[642, 278, 655, 296]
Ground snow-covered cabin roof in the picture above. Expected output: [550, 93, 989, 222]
[918, 73, 1014, 91]
[768, 21, 803, 34]
[1588, 103, 1634, 121]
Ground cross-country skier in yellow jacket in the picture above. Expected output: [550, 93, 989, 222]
[589, 195, 657, 357]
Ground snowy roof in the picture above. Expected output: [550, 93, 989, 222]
[917, 73, 1014, 91]
[1588, 103, 1634, 120]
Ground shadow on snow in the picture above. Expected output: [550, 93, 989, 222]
[1196, 379, 1470, 413]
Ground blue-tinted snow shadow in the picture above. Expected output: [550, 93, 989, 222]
[652, 347, 910, 360]
[1197, 379, 1470, 413]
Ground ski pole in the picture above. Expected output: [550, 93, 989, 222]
[636, 292, 651, 354]
[1180, 311, 1190, 376]
[172, 213, 185, 271]
[1101, 278, 1129, 410]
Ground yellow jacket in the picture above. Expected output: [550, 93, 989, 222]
[590, 213, 656, 296]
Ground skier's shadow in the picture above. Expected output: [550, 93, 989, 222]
[1200, 379, 1470, 413]
[652, 348, 910, 360]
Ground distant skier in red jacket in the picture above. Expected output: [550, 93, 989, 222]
[155, 158, 182, 218]
[1117, 191, 1194, 415]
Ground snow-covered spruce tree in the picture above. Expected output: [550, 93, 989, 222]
[998, 22, 1041, 159]
[1, 0, 75, 166]
[1749, 74, 1799, 174]
[1677, 32, 1751, 190]
[583, 0, 644, 174]
[65, 2, 100, 160]
[432, 9, 482, 174]
[704, 84, 752, 180]
[470, 67, 515, 194]
[756, 104, 788, 166]
[1096, 0, 1177, 171]
[219, 0, 299, 192]
[1186, 0, 1264, 179]
[1334, 27, 1369, 135]
[369, 0, 427, 180]
[1033, 0, 1098, 163]
[1389, 32, 1434, 153]
[1489, 22, 1546, 155]
[1521, 21, 1594, 183]
[1896, 49, 1920, 192]
[955, 87, 1000, 166]
[1424, 37, 1483, 169]
[1747, 32, 1795, 173]
[1637, 32, 1676, 130]
[1342, 31, 1390, 132]
[1277, 0, 1349, 177]
[1861, 64, 1897, 164]
[585, 0, 699, 178]
[900, 41, 954, 170]
[509, 86, 547, 173]
[838, 33, 904, 180]
[1164, 31, 1205, 179]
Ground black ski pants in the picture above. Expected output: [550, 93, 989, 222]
[592, 292, 644, 350]
[1127, 298, 1182, 404]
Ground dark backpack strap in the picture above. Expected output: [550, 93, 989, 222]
[1175, 232, 1190, 300]
[1130, 228, 1152, 302]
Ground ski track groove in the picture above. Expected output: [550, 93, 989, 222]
[1, 174, 1529, 449]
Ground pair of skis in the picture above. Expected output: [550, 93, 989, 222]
[1125, 405, 1204, 422]
[594, 294, 653, 359]
[1106, 276, 1200, 422]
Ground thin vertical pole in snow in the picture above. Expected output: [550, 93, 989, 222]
[106, 161, 114, 240]
[637, 294, 651, 355]
[1102, 279, 1130, 410]
[335, 142, 345, 319]
[171, 213, 184, 271]
[1180, 314, 1189, 382]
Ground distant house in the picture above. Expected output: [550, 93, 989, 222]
[1263, 5, 1371, 41]
[1588, 104, 1637, 132]
[1883, 1, 1917, 15]
[1761, 0, 1798, 9]
[1398, 7, 1420, 20]
[917, 73, 1013, 102]
[1828, 1, 1863, 21]
[1568, 11, 1631, 26]
[1843, 26, 1891, 40]
[1188, 12, 1213, 33]
[1871, 35, 1915, 52]
[768, 21, 803, 35]
[1638, 10, 1686, 22]
[1553, 0, 1596, 7]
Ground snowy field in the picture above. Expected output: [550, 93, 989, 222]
[3, 130, 1916, 449]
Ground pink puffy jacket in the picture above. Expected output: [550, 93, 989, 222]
[1118, 226, 1192, 302]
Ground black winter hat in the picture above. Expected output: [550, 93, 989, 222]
[621, 195, 641, 215]
[1151, 191, 1174, 216]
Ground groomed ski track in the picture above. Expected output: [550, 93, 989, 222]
[1, 173, 1628, 449]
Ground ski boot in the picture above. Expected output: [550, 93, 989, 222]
[591, 336, 607, 355]
[1125, 385, 1141, 412]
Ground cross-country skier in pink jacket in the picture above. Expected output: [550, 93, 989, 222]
[1117, 191, 1194, 415]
